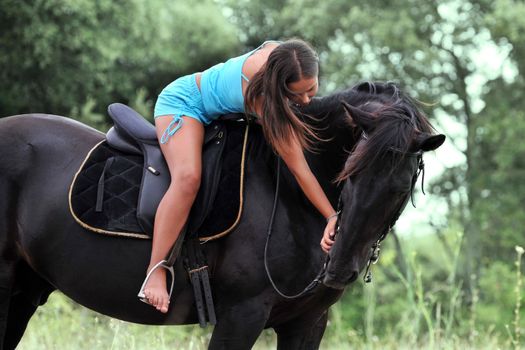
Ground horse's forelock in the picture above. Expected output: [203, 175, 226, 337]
[335, 92, 432, 182]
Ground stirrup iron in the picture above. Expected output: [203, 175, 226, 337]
[137, 260, 175, 304]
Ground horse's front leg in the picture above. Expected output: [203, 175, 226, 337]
[208, 297, 272, 350]
[274, 311, 328, 350]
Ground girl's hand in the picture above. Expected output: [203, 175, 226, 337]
[320, 217, 337, 253]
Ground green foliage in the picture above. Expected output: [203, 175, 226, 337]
[17, 293, 212, 350]
[321, 231, 522, 349]
[0, 0, 239, 123]
[70, 98, 109, 132]
[478, 261, 516, 327]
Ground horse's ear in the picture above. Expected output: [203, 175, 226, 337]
[341, 101, 375, 132]
[413, 133, 446, 152]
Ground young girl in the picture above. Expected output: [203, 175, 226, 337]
[139, 39, 339, 313]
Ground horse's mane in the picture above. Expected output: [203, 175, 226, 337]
[303, 81, 435, 181]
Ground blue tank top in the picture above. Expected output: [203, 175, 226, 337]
[200, 41, 280, 118]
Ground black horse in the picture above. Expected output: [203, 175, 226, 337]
[0, 82, 444, 349]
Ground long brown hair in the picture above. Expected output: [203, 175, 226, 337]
[244, 39, 320, 155]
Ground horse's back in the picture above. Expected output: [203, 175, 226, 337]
[0, 114, 104, 181]
[0, 114, 105, 280]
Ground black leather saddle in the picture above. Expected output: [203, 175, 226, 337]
[69, 103, 248, 239]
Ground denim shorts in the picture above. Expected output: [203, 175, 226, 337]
[154, 73, 211, 143]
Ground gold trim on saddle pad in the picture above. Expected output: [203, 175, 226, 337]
[68, 124, 250, 241]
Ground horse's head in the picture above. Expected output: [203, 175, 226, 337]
[322, 82, 445, 290]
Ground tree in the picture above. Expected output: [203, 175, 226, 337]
[0, 0, 239, 120]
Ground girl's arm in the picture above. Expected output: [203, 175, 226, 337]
[280, 137, 338, 252]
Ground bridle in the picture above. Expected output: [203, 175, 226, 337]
[353, 148, 425, 283]
[263, 137, 426, 299]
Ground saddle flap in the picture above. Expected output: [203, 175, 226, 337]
[187, 124, 228, 233]
[137, 143, 170, 234]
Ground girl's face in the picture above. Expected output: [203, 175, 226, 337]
[287, 76, 318, 106]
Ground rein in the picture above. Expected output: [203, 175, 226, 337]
[264, 156, 328, 299]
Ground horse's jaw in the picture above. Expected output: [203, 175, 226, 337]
[322, 269, 359, 290]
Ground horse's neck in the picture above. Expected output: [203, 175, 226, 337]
[246, 106, 355, 234]
[278, 119, 354, 243]
[305, 147, 345, 206]
[243, 119, 353, 288]
[305, 108, 357, 206]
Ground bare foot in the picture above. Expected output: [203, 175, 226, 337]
[143, 267, 170, 313]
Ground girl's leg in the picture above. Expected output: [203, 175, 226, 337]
[143, 115, 204, 313]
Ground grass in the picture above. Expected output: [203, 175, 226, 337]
[16, 295, 514, 350]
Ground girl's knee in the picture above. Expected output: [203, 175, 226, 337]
[171, 168, 201, 195]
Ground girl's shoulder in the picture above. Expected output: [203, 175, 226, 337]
[242, 42, 280, 79]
